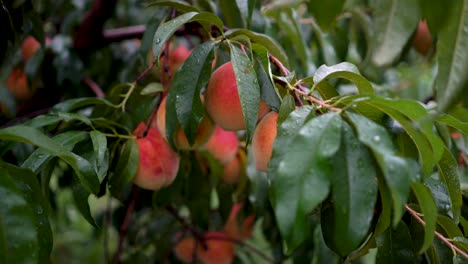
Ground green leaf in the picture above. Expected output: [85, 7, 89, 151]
[0, 162, 52, 263]
[71, 175, 97, 227]
[0, 126, 100, 194]
[109, 139, 139, 198]
[277, 94, 296, 125]
[376, 222, 417, 263]
[90, 131, 109, 182]
[375, 172, 393, 236]
[152, 12, 224, 67]
[306, 0, 345, 31]
[229, 42, 261, 142]
[313, 62, 374, 95]
[347, 112, 410, 225]
[270, 112, 342, 252]
[235, 0, 255, 28]
[52, 97, 115, 113]
[370, 0, 420, 66]
[146, 0, 200, 12]
[434, 0, 468, 112]
[21, 131, 89, 173]
[167, 41, 215, 146]
[219, 0, 244, 28]
[410, 183, 437, 253]
[0, 167, 39, 264]
[140, 82, 164, 95]
[321, 122, 378, 256]
[419, 0, 453, 33]
[437, 147, 462, 223]
[225, 29, 289, 68]
[436, 114, 468, 134]
[253, 52, 281, 111]
[310, 20, 339, 65]
[437, 215, 464, 238]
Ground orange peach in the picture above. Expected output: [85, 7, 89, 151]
[21, 36, 41, 61]
[173, 232, 235, 264]
[222, 150, 245, 184]
[132, 122, 180, 190]
[252, 111, 278, 172]
[155, 96, 215, 150]
[6, 68, 33, 101]
[413, 20, 432, 56]
[205, 62, 270, 131]
[203, 125, 239, 165]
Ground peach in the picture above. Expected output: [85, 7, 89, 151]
[205, 62, 270, 131]
[224, 203, 255, 241]
[21, 36, 41, 61]
[413, 20, 432, 56]
[6, 68, 33, 101]
[252, 111, 278, 172]
[222, 150, 245, 184]
[147, 44, 191, 78]
[132, 122, 180, 190]
[155, 96, 215, 150]
[173, 232, 235, 264]
[203, 125, 239, 165]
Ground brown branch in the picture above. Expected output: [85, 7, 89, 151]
[405, 205, 468, 259]
[165, 205, 208, 250]
[82, 77, 105, 98]
[112, 186, 139, 264]
[294, 88, 341, 112]
[103, 25, 146, 43]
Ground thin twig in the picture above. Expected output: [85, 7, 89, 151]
[135, 61, 156, 84]
[112, 186, 139, 264]
[294, 88, 341, 112]
[269, 54, 290, 75]
[165, 205, 208, 250]
[103, 25, 146, 43]
[82, 78, 105, 98]
[405, 205, 468, 259]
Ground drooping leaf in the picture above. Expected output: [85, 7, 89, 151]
[229, 42, 261, 142]
[313, 62, 374, 95]
[277, 94, 296, 125]
[370, 0, 420, 66]
[0, 126, 100, 194]
[306, 0, 345, 31]
[51, 97, 115, 113]
[146, 0, 200, 12]
[436, 114, 468, 134]
[253, 52, 281, 111]
[410, 183, 437, 253]
[376, 222, 417, 263]
[225, 29, 289, 67]
[310, 20, 339, 66]
[235, 0, 255, 28]
[108, 139, 139, 198]
[434, 0, 468, 112]
[419, 0, 453, 34]
[167, 41, 215, 146]
[71, 175, 97, 227]
[0, 162, 52, 263]
[347, 112, 410, 225]
[270, 112, 342, 252]
[0, 167, 39, 264]
[90, 130, 109, 182]
[152, 12, 224, 67]
[437, 215, 464, 238]
[321, 122, 378, 256]
[219, 0, 244, 28]
[437, 147, 462, 223]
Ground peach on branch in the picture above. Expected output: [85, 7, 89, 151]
[252, 111, 278, 172]
[132, 122, 180, 190]
[412, 20, 432, 56]
[155, 96, 215, 150]
[222, 150, 246, 184]
[21, 36, 41, 61]
[6, 68, 34, 101]
[205, 62, 270, 131]
[203, 125, 239, 165]
[174, 232, 235, 264]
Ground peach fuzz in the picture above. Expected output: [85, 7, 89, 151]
[205, 62, 270, 131]
[132, 122, 180, 190]
[252, 111, 278, 172]
[202, 125, 239, 165]
[155, 96, 215, 150]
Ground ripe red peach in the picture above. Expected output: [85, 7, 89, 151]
[132, 122, 180, 190]
[412, 20, 432, 56]
[6, 68, 33, 101]
[203, 125, 239, 165]
[205, 62, 270, 131]
[252, 111, 278, 172]
[155, 96, 215, 150]
[21, 36, 41, 61]
[222, 150, 245, 184]
[173, 232, 235, 264]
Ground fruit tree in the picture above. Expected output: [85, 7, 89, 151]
[1, 0, 468, 263]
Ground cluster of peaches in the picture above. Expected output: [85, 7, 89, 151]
[133, 44, 279, 263]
